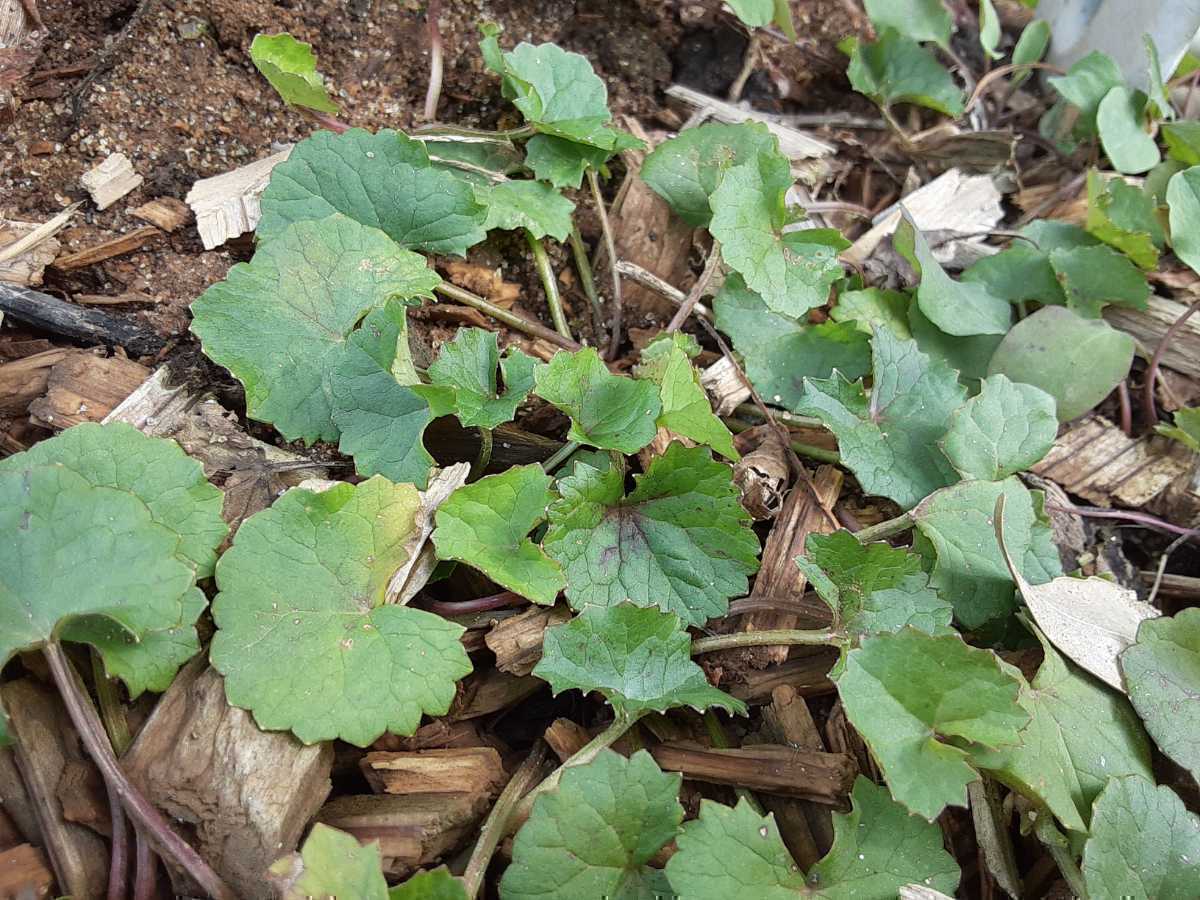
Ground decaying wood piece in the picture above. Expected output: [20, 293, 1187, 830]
[360, 748, 505, 798]
[543, 718, 591, 763]
[761, 685, 835, 862]
[0, 747, 41, 847]
[649, 741, 857, 805]
[0, 844, 55, 899]
[1105, 294, 1200, 379]
[28, 351, 150, 429]
[131, 197, 190, 232]
[0, 219, 60, 285]
[186, 147, 292, 249]
[732, 426, 790, 521]
[317, 793, 490, 878]
[123, 659, 333, 899]
[377, 719, 484, 752]
[701, 355, 751, 416]
[0, 283, 163, 356]
[485, 605, 572, 676]
[1, 680, 107, 900]
[725, 648, 839, 704]
[449, 669, 544, 721]
[0, 347, 69, 415]
[825, 700, 877, 780]
[79, 153, 142, 210]
[53, 226, 159, 270]
[664, 85, 835, 159]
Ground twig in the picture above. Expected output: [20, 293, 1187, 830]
[525, 230, 572, 341]
[301, 109, 351, 133]
[133, 833, 156, 900]
[731, 403, 823, 430]
[965, 62, 1065, 114]
[540, 440, 581, 473]
[107, 793, 129, 900]
[425, 591, 527, 617]
[1141, 296, 1200, 427]
[702, 710, 763, 813]
[941, 45, 984, 129]
[1117, 380, 1133, 437]
[587, 168, 623, 359]
[666, 244, 722, 333]
[43, 642, 237, 900]
[725, 418, 840, 465]
[1147, 533, 1190, 607]
[692, 628, 837, 654]
[461, 742, 551, 898]
[613, 260, 714, 321]
[423, 0, 444, 121]
[1045, 503, 1200, 544]
[727, 32, 759, 102]
[568, 227, 605, 338]
[414, 123, 536, 140]
[853, 511, 916, 543]
[0, 203, 81, 264]
[434, 282, 580, 351]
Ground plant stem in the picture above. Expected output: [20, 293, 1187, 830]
[133, 832, 156, 900]
[703, 710, 764, 814]
[425, 591, 526, 617]
[462, 742, 550, 898]
[725, 418, 840, 464]
[568, 226, 604, 337]
[666, 243, 722, 333]
[852, 512, 915, 543]
[1043, 834, 1088, 899]
[586, 167, 623, 360]
[414, 123, 535, 140]
[1045, 503, 1200, 544]
[434, 282, 580, 351]
[302, 108, 350, 134]
[691, 628, 838, 655]
[525, 229, 572, 341]
[732, 403, 823, 429]
[541, 440, 580, 473]
[43, 642, 236, 900]
[107, 792, 129, 900]
[91, 649, 131, 755]
[471, 426, 493, 480]
[1142, 296, 1200, 427]
[422, 0, 443, 121]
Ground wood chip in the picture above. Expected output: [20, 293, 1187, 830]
[725, 648, 838, 704]
[72, 291, 157, 305]
[484, 604, 572, 676]
[53, 225, 160, 270]
[0, 746, 42, 849]
[443, 260, 520, 307]
[648, 741, 857, 804]
[186, 147, 292, 249]
[360, 747, 506, 797]
[131, 196, 190, 232]
[543, 718, 591, 763]
[732, 425, 790, 521]
[1105, 293, 1200, 379]
[0, 347, 69, 415]
[28, 351, 150, 429]
[0, 844, 55, 899]
[0, 219, 61, 286]
[79, 153, 142, 210]
[664, 84, 835, 159]
[700, 355, 751, 416]
[448, 669, 543, 721]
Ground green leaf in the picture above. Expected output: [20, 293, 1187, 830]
[0, 421, 227, 579]
[908, 304, 1004, 384]
[1121, 608, 1200, 784]
[971, 628, 1153, 834]
[796, 531, 953, 641]
[1097, 86, 1161, 174]
[535, 604, 746, 716]
[249, 33, 338, 113]
[1156, 407, 1200, 451]
[523, 135, 609, 190]
[1010, 20, 1051, 88]
[987, 305, 1134, 421]
[501, 750, 683, 900]
[939, 374, 1058, 480]
[795, 328, 965, 510]
[1167, 165, 1200, 275]
[270, 823, 388, 899]
[432, 465, 565, 605]
[710, 164, 846, 318]
[831, 287, 912, 339]
[895, 213, 1012, 337]
[978, 0, 1002, 59]
[665, 778, 960, 898]
[1082, 776, 1200, 899]
[478, 179, 575, 241]
[715, 274, 870, 411]
[210, 477, 472, 746]
[635, 333, 738, 461]
[1085, 169, 1165, 269]
[834, 628, 1028, 821]
[641, 122, 790, 227]
[416, 328, 536, 431]
[1048, 244, 1150, 317]
[862, 0, 952, 47]
[1145, 34, 1175, 121]
[1163, 121, 1200, 165]
[389, 869, 466, 900]
[1048, 51, 1124, 133]
[533, 348, 661, 454]
[258, 129, 487, 256]
[913, 477, 1062, 628]
[961, 244, 1066, 306]
[543, 444, 759, 627]
[192, 214, 439, 444]
[726, 0, 774, 27]
[844, 30, 965, 117]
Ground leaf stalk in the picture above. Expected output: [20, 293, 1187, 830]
[525, 229, 572, 341]
[691, 628, 838, 655]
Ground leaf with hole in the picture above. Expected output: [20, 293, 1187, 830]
[249, 32, 338, 113]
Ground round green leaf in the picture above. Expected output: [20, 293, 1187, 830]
[1167, 165, 1200, 276]
[1097, 86, 1161, 175]
[939, 374, 1058, 481]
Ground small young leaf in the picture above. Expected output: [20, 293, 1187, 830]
[1049, 244, 1150, 318]
[894, 213, 1012, 337]
[478, 180, 575, 241]
[795, 329, 966, 510]
[831, 287, 912, 339]
[1047, 51, 1124, 133]
[987, 305, 1135, 421]
[535, 604, 746, 716]
[523, 134, 609, 190]
[1085, 169, 1165, 269]
[913, 477, 1062, 628]
[269, 823, 388, 899]
[796, 531, 953, 641]
[978, 0, 1002, 60]
[1010, 20, 1050, 88]
[211, 477, 472, 746]
[500, 750, 683, 900]
[834, 628, 1028, 820]
[665, 778, 960, 898]
[533, 348, 661, 454]
[939, 374, 1058, 481]
[416, 328, 536, 431]
[432, 465, 565, 605]
[1163, 121, 1200, 164]
[543, 445, 759, 627]
[1145, 33, 1175, 121]
[258, 129, 487, 256]
[1156, 407, 1200, 451]
[844, 30, 965, 117]
[641, 122, 791, 227]
[1082, 776, 1200, 899]
[862, 0, 952, 48]
[192, 214, 439, 443]
[1097, 86, 1161, 175]
[389, 869, 466, 900]
[1167, 165, 1200, 275]
[249, 33, 338, 113]
[1121, 609, 1200, 784]
[715, 274, 870, 411]
[635, 333, 738, 461]
[709, 163, 846, 318]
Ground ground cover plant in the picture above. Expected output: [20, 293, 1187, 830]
[3, 1, 1200, 898]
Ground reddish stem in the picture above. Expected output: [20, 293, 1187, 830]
[303, 108, 351, 134]
[1046, 503, 1200, 544]
[424, 591, 529, 616]
[133, 832, 156, 900]
[107, 793, 128, 900]
[1117, 380, 1133, 437]
[1142, 297, 1200, 428]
